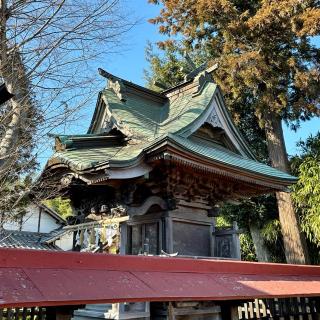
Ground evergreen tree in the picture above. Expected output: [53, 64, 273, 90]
[292, 133, 320, 260]
[149, 0, 320, 263]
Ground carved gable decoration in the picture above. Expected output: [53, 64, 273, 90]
[191, 124, 239, 154]
[205, 108, 223, 129]
[101, 108, 116, 133]
[109, 79, 127, 102]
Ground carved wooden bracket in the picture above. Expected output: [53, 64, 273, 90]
[127, 196, 167, 216]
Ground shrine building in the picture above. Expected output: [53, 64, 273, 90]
[36, 64, 302, 319]
[43, 64, 295, 256]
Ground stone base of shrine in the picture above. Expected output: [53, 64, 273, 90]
[72, 301, 223, 320]
[72, 303, 150, 320]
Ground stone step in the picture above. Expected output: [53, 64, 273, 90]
[73, 309, 109, 319]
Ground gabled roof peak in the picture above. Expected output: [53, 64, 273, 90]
[160, 63, 218, 97]
[98, 68, 167, 104]
[97, 63, 218, 101]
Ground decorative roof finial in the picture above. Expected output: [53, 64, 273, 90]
[98, 68, 127, 102]
[182, 52, 219, 82]
[98, 68, 119, 81]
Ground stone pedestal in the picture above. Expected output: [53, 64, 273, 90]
[72, 303, 150, 320]
[73, 304, 112, 320]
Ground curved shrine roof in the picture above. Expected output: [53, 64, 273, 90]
[46, 67, 296, 190]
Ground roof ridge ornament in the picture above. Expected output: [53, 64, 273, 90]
[184, 52, 197, 70]
[153, 80, 168, 90]
[98, 68, 127, 102]
[98, 68, 120, 81]
[183, 52, 218, 81]
[192, 64, 218, 96]
[179, 54, 219, 95]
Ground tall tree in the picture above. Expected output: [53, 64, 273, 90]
[0, 0, 133, 217]
[149, 0, 320, 263]
[292, 133, 320, 251]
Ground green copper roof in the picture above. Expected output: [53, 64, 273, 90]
[56, 134, 104, 144]
[51, 133, 296, 183]
[101, 82, 216, 140]
[53, 143, 144, 171]
[46, 69, 296, 187]
[167, 134, 296, 182]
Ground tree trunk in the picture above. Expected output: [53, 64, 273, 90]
[0, 0, 19, 170]
[249, 223, 272, 262]
[264, 111, 309, 264]
[0, 0, 33, 174]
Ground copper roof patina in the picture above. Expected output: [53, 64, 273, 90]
[46, 66, 296, 188]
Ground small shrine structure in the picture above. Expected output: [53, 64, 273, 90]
[40, 64, 297, 319]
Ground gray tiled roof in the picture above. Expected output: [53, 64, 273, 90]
[0, 229, 61, 251]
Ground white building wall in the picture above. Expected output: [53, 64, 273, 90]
[3, 204, 62, 233]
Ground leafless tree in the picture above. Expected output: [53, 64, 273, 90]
[0, 0, 135, 217]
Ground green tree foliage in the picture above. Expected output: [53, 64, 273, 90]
[239, 234, 258, 262]
[44, 197, 73, 219]
[0, 176, 34, 224]
[149, 0, 320, 263]
[292, 133, 320, 248]
[220, 197, 285, 262]
[145, 42, 190, 90]
[144, 42, 211, 90]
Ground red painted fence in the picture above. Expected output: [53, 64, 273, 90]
[0, 248, 320, 308]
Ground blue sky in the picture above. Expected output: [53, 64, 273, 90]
[43, 0, 320, 165]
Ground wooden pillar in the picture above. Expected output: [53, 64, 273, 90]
[165, 217, 173, 253]
[120, 222, 127, 254]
